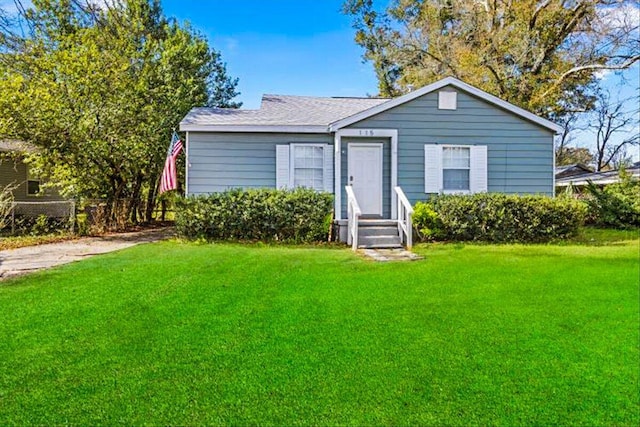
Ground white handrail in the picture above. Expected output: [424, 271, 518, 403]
[394, 186, 414, 250]
[345, 185, 361, 250]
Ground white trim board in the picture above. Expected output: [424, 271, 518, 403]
[334, 128, 398, 220]
[179, 124, 329, 133]
[185, 131, 190, 196]
[329, 77, 563, 134]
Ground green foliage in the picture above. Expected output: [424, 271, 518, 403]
[412, 202, 440, 239]
[584, 170, 640, 228]
[413, 193, 586, 242]
[175, 188, 334, 243]
[343, 0, 638, 119]
[0, 182, 16, 230]
[10, 214, 70, 236]
[556, 147, 594, 166]
[0, 0, 241, 226]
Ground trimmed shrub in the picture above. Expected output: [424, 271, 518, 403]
[413, 193, 586, 243]
[175, 188, 334, 243]
[583, 169, 640, 228]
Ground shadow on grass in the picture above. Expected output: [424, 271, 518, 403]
[565, 227, 640, 246]
[414, 227, 639, 249]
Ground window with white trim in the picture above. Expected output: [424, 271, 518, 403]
[424, 144, 487, 194]
[276, 143, 333, 192]
[442, 146, 470, 191]
[292, 145, 324, 191]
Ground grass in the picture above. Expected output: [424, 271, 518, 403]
[0, 230, 638, 425]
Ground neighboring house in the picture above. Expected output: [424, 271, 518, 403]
[0, 140, 69, 219]
[555, 161, 640, 191]
[180, 77, 561, 248]
[555, 163, 593, 179]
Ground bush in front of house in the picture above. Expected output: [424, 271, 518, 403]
[413, 193, 586, 243]
[175, 188, 334, 243]
[583, 169, 640, 228]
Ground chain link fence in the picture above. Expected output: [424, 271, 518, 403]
[9, 200, 76, 234]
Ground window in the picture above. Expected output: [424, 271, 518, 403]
[442, 146, 470, 191]
[424, 144, 487, 194]
[293, 145, 324, 191]
[276, 144, 333, 192]
[27, 167, 40, 196]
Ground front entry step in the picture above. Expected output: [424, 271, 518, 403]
[357, 221, 402, 249]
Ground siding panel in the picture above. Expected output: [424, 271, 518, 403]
[186, 132, 333, 195]
[346, 86, 554, 210]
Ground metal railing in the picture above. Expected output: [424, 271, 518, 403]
[345, 185, 362, 251]
[395, 186, 414, 250]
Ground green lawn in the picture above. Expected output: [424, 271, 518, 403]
[0, 230, 638, 425]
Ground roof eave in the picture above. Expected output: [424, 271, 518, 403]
[328, 77, 564, 134]
[179, 124, 330, 134]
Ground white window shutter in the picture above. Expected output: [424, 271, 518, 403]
[424, 144, 443, 193]
[322, 144, 334, 193]
[470, 145, 488, 193]
[276, 144, 290, 189]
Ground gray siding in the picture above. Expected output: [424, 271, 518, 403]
[187, 132, 333, 194]
[0, 157, 65, 202]
[345, 86, 555, 211]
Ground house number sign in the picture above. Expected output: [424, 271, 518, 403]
[358, 129, 377, 136]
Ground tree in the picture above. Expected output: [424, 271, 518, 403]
[589, 89, 639, 171]
[557, 147, 594, 166]
[0, 0, 240, 226]
[555, 111, 582, 165]
[343, 0, 639, 120]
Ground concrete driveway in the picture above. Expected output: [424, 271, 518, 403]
[0, 227, 175, 280]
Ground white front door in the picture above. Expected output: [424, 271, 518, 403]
[348, 143, 383, 217]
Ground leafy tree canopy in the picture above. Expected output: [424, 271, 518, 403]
[0, 0, 241, 225]
[343, 0, 639, 120]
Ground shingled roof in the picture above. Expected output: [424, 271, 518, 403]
[0, 139, 38, 154]
[180, 77, 563, 134]
[181, 94, 388, 131]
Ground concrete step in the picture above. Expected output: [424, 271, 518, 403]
[358, 219, 398, 227]
[359, 225, 399, 237]
[358, 234, 403, 249]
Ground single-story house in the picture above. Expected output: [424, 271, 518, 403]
[556, 161, 640, 191]
[180, 77, 562, 248]
[0, 140, 69, 219]
[555, 163, 593, 179]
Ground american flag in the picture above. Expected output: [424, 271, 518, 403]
[159, 131, 184, 194]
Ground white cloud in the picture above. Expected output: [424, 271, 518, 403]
[597, 3, 640, 30]
[86, 0, 114, 11]
[594, 69, 613, 80]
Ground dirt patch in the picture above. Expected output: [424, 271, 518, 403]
[0, 227, 175, 280]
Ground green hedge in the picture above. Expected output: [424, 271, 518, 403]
[413, 193, 586, 243]
[583, 170, 640, 228]
[175, 188, 333, 243]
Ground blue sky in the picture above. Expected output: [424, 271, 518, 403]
[162, 0, 378, 109]
[162, 0, 638, 160]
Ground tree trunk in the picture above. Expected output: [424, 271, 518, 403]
[145, 176, 159, 222]
[128, 174, 143, 224]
